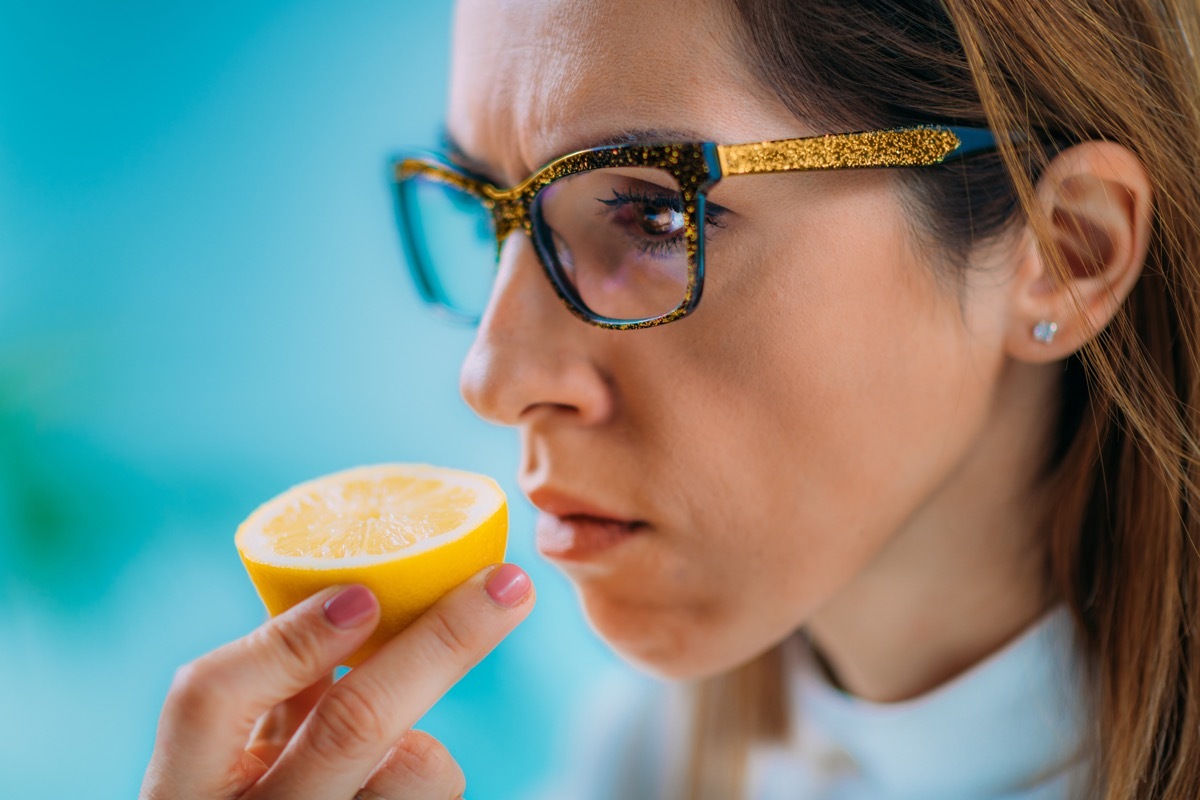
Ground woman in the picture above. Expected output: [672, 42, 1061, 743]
[141, 0, 1200, 798]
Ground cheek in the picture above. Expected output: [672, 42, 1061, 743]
[804, 255, 994, 523]
[689, 183, 1004, 544]
[589, 187, 1004, 674]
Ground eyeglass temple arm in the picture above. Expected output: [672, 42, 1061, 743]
[714, 127, 997, 176]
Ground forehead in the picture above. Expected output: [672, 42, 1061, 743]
[447, 0, 808, 181]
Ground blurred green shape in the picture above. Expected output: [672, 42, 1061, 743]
[0, 343, 154, 609]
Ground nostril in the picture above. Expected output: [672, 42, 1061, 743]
[458, 331, 615, 429]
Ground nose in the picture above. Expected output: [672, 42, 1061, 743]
[459, 232, 614, 428]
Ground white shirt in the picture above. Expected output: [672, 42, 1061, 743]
[751, 604, 1092, 799]
[541, 604, 1093, 800]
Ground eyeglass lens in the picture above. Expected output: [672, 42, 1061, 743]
[402, 166, 692, 322]
[532, 167, 690, 321]
[401, 176, 497, 318]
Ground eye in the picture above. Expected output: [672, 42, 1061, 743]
[598, 189, 686, 240]
[640, 203, 685, 236]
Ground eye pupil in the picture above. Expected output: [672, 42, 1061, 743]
[643, 205, 683, 235]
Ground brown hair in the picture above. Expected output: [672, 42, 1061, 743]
[684, 1, 1200, 797]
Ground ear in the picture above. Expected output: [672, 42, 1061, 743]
[1004, 141, 1153, 363]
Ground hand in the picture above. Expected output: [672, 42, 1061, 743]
[140, 563, 535, 800]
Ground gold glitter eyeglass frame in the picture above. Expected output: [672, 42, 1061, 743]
[390, 125, 998, 330]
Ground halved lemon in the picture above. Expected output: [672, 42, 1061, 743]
[235, 463, 507, 666]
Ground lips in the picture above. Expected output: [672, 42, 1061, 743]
[525, 486, 647, 562]
[525, 486, 642, 526]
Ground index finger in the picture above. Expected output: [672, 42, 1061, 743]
[245, 563, 534, 800]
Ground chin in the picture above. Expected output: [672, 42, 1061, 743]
[578, 591, 758, 681]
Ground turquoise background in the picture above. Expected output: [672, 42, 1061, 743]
[0, 1, 638, 796]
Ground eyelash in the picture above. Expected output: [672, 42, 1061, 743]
[598, 189, 727, 256]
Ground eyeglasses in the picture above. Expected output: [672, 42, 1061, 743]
[390, 126, 997, 330]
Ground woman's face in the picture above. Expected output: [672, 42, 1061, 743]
[449, 0, 1013, 679]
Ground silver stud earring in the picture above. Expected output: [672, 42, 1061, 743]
[1032, 320, 1058, 343]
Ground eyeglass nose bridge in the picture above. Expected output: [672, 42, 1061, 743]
[487, 193, 534, 260]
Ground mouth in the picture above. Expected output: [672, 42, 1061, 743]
[534, 513, 647, 561]
[525, 487, 648, 562]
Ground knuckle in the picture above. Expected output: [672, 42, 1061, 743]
[250, 615, 327, 682]
[383, 731, 464, 791]
[165, 660, 222, 724]
[420, 607, 478, 665]
[306, 679, 390, 764]
[168, 660, 201, 695]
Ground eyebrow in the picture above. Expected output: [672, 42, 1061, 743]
[440, 125, 708, 183]
[439, 128, 496, 179]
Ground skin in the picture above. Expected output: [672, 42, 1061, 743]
[451, 0, 1152, 700]
[142, 570, 535, 799]
[142, 0, 1153, 796]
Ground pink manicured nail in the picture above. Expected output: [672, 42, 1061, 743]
[485, 564, 531, 608]
[323, 585, 377, 629]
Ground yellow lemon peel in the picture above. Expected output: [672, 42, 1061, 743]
[235, 464, 507, 666]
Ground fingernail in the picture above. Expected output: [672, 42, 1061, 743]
[323, 585, 377, 629]
[485, 564, 531, 608]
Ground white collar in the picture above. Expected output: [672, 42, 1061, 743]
[750, 605, 1093, 799]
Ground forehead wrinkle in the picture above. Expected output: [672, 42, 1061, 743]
[506, 6, 784, 170]
[455, 0, 708, 169]
[449, 0, 808, 182]
[515, 79, 710, 174]
[501, 4, 638, 176]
